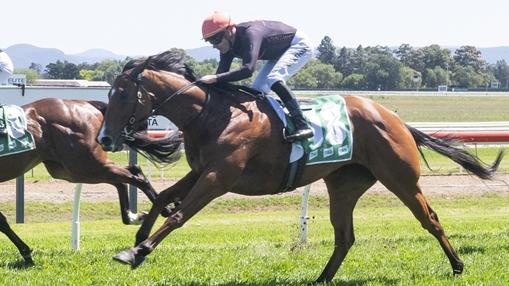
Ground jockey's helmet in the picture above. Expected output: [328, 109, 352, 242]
[202, 11, 233, 40]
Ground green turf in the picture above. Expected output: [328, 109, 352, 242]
[366, 95, 509, 122]
[0, 193, 508, 285]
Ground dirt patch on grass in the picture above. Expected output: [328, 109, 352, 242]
[1, 174, 508, 203]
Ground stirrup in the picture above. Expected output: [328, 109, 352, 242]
[283, 128, 313, 143]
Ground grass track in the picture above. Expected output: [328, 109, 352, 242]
[0, 193, 508, 285]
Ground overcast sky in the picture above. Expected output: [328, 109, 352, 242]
[2, 0, 508, 56]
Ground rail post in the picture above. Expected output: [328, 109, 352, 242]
[128, 148, 138, 213]
[71, 184, 83, 250]
[16, 175, 24, 223]
[299, 184, 311, 243]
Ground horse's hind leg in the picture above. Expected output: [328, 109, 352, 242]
[315, 164, 377, 284]
[377, 173, 464, 275]
[0, 211, 33, 265]
[399, 187, 463, 274]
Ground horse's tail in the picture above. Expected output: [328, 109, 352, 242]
[406, 124, 504, 179]
[125, 131, 183, 165]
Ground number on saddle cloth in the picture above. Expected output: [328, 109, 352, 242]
[266, 95, 354, 165]
[0, 105, 36, 157]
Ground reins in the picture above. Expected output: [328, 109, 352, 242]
[121, 76, 203, 139]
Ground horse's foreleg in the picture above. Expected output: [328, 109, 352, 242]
[113, 183, 143, 225]
[316, 165, 376, 283]
[0, 211, 34, 265]
[113, 170, 222, 269]
[130, 171, 198, 247]
[126, 165, 174, 217]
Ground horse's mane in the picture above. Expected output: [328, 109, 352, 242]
[123, 50, 196, 82]
[124, 50, 262, 98]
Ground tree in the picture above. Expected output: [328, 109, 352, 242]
[491, 60, 509, 88]
[79, 69, 105, 81]
[335, 47, 354, 76]
[362, 47, 401, 90]
[29, 63, 42, 74]
[453, 46, 486, 72]
[341, 73, 367, 90]
[451, 66, 484, 88]
[399, 66, 421, 89]
[288, 59, 342, 89]
[394, 44, 413, 64]
[316, 36, 337, 66]
[45, 60, 80, 79]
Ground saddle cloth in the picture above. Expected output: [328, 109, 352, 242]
[0, 105, 36, 157]
[266, 94, 353, 165]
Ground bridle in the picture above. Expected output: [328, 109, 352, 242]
[114, 71, 198, 140]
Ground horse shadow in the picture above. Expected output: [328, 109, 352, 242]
[0, 259, 35, 270]
[154, 277, 399, 286]
[457, 245, 486, 255]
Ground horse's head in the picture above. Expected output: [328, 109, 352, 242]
[97, 50, 198, 152]
[97, 65, 154, 152]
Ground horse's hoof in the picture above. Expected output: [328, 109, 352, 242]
[113, 249, 135, 266]
[113, 249, 146, 269]
[132, 254, 146, 269]
[128, 211, 147, 225]
[24, 258, 35, 267]
[453, 261, 464, 275]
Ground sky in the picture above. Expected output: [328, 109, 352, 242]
[2, 0, 509, 56]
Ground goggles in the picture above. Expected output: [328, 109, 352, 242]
[206, 30, 226, 45]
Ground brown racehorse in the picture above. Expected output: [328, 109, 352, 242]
[97, 51, 504, 284]
[0, 98, 181, 266]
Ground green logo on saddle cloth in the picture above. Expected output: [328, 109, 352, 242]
[298, 95, 353, 165]
[0, 105, 36, 157]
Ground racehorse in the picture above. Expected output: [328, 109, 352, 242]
[97, 51, 503, 284]
[0, 98, 181, 266]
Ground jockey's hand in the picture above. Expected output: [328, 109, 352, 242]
[198, 74, 218, 84]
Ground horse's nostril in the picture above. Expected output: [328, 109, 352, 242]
[100, 136, 113, 148]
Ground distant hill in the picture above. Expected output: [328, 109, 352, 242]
[186, 46, 218, 62]
[4, 44, 128, 69]
[3, 43, 509, 69]
[3, 44, 218, 69]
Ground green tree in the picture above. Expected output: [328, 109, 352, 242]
[453, 46, 486, 72]
[491, 60, 509, 88]
[316, 36, 337, 66]
[399, 66, 421, 89]
[79, 69, 105, 81]
[341, 73, 367, 90]
[452, 66, 484, 88]
[363, 47, 401, 90]
[335, 47, 354, 76]
[289, 59, 342, 89]
[29, 63, 42, 74]
[45, 61, 80, 79]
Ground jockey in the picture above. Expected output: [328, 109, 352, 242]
[0, 49, 14, 85]
[198, 11, 314, 142]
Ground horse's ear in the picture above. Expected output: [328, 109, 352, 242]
[131, 62, 146, 79]
[130, 56, 152, 79]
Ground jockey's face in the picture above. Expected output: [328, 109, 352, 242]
[213, 27, 235, 54]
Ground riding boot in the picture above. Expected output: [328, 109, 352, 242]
[271, 81, 313, 142]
